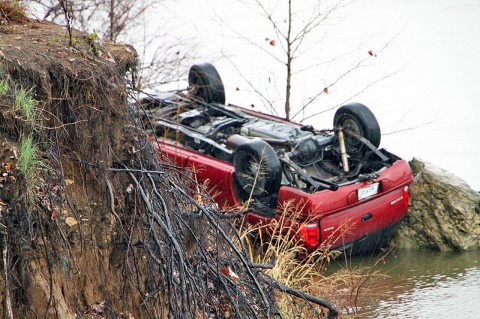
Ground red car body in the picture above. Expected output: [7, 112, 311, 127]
[146, 63, 413, 255]
[153, 117, 412, 255]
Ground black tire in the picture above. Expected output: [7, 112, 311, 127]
[334, 102, 381, 154]
[188, 63, 226, 104]
[233, 139, 282, 204]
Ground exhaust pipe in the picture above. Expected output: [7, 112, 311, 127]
[338, 128, 349, 172]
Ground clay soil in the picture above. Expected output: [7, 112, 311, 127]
[0, 17, 283, 319]
[0, 18, 144, 318]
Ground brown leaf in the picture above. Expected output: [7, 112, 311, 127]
[323, 87, 329, 94]
[269, 39, 276, 46]
[220, 266, 240, 281]
[65, 217, 78, 227]
[11, 147, 19, 159]
[57, 51, 69, 58]
[51, 210, 57, 220]
[101, 52, 115, 63]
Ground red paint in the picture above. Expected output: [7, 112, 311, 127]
[154, 140, 413, 253]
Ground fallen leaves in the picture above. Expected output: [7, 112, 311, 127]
[65, 216, 78, 227]
[220, 266, 240, 281]
[57, 50, 70, 58]
[35, 183, 72, 222]
[0, 199, 6, 214]
[4, 162, 12, 171]
[10, 146, 19, 159]
[101, 52, 115, 63]
[1, 153, 17, 188]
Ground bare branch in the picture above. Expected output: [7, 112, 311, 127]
[293, 34, 399, 120]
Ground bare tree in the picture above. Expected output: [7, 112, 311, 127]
[253, 0, 341, 120]
[217, 0, 391, 120]
[26, 0, 147, 41]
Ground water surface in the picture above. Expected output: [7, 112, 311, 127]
[335, 250, 480, 318]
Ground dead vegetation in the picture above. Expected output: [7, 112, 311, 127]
[238, 202, 387, 318]
[0, 0, 31, 25]
[0, 10, 340, 319]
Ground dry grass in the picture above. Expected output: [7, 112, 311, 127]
[0, 1, 30, 24]
[238, 200, 389, 318]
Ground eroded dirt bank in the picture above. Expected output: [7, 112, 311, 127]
[0, 19, 145, 318]
[0, 20, 294, 319]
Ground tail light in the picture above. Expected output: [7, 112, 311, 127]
[403, 186, 410, 206]
[300, 222, 320, 247]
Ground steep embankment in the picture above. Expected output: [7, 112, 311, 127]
[0, 19, 143, 318]
[0, 16, 338, 319]
[0, 18, 279, 319]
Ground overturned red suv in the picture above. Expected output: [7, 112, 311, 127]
[142, 63, 413, 255]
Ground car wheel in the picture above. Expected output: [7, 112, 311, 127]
[233, 139, 282, 205]
[188, 63, 226, 104]
[333, 102, 381, 154]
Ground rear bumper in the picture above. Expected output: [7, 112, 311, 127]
[333, 219, 403, 255]
[319, 184, 409, 251]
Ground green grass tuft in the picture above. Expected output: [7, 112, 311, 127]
[14, 87, 36, 122]
[19, 135, 39, 181]
[88, 30, 100, 56]
[0, 78, 10, 96]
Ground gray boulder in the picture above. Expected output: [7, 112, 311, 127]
[394, 158, 480, 251]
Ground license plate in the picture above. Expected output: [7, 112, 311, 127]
[358, 183, 379, 200]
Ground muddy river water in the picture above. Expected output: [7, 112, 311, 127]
[336, 250, 480, 318]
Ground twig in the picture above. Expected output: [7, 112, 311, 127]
[259, 272, 339, 319]
[105, 177, 124, 227]
[1, 223, 14, 319]
[58, 0, 74, 47]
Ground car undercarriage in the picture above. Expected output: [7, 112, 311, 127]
[138, 63, 413, 254]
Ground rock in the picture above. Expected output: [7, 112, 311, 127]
[394, 158, 480, 251]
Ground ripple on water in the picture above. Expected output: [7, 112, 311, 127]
[373, 267, 480, 319]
